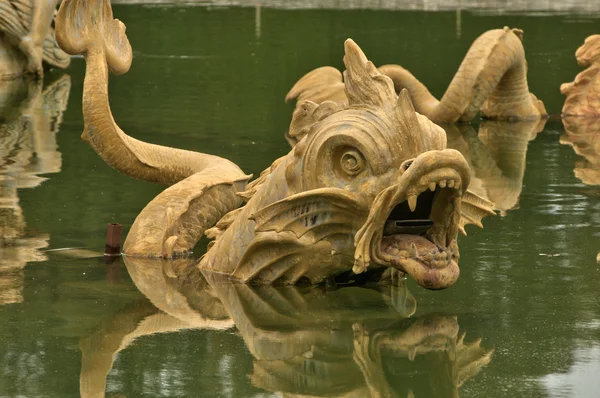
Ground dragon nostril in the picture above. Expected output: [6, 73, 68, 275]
[401, 159, 415, 173]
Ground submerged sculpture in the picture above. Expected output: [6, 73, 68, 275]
[0, 0, 70, 78]
[561, 35, 600, 117]
[77, 257, 493, 398]
[56, 0, 494, 289]
[0, 75, 71, 304]
[287, 27, 547, 124]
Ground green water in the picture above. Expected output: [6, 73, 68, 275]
[1, 4, 600, 397]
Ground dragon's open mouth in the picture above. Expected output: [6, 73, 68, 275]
[353, 149, 470, 290]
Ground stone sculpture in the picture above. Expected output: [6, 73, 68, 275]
[76, 257, 493, 398]
[0, 0, 70, 78]
[287, 27, 547, 124]
[0, 75, 71, 304]
[56, 0, 494, 289]
[561, 35, 600, 117]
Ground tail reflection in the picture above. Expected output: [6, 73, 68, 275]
[445, 119, 545, 216]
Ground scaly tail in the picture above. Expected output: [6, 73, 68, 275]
[56, 0, 250, 257]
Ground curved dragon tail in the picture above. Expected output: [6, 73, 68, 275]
[56, 0, 251, 258]
[55, 0, 247, 186]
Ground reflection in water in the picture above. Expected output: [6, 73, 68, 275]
[445, 120, 545, 216]
[560, 117, 600, 186]
[0, 75, 70, 304]
[77, 257, 492, 397]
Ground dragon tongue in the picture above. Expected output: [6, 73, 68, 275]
[380, 235, 438, 260]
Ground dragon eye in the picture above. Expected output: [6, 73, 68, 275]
[340, 149, 365, 176]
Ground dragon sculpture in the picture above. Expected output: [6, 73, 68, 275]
[0, 0, 70, 78]
[287, 27, 547, 124]
[561, 34, 600, 117]
[55, 0, 494, 290]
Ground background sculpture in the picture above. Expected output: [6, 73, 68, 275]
[287, 27, 547, 124]
[0, 0, 70, 78]
[561, 34, 600, 117]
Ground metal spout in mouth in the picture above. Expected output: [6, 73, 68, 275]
[383, 219, 434, 236]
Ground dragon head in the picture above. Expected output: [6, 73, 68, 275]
[238, 40, 492, 289]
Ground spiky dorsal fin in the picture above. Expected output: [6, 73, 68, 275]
[459, 190, 496, 235]
[343, 39, 397, 109]
[285, 66, 346, 105]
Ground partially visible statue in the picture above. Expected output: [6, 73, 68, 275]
[0, 75, 71, 305]
[287, 27, 547, 124]
[0, 0, 70, 78]
[561, 35, 600, 117]
[56, 0, 494, 290]
[75, 257, 493, 398]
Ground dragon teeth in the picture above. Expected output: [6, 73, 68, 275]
[429, 182, 436, 192]
[439, 180, 447, 188]
[408, 195, 417, 212]
[409, 242, 418, 258]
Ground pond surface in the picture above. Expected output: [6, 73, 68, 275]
[1, 4, 600, 397]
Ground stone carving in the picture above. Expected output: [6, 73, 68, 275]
[0, 75, 71, 304]
[0, 0, 70, 78]
[561, 35, 600, 117]
[56, 0, 494, 289]
[287, 27, 547, 124]
[76, 257, 493, 398]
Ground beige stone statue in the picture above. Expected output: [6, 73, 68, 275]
[0, 0, 70, 78]
[0, 74, 71, 305]
[561, 35, 600, 117]
[287, 27, 547, 124]
[75, 257, 492, 398]
[56, 0, 494, 289]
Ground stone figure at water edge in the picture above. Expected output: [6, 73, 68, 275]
[287, 27, 547, 124]
[76, 256, 493, 398]
[561, 35, 600, 117]
[0, 0, 70, 79]
[56, 0, 494, 290]
[0, 75, 71, 305]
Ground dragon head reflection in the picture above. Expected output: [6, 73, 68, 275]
[77, 258, 493, 398]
